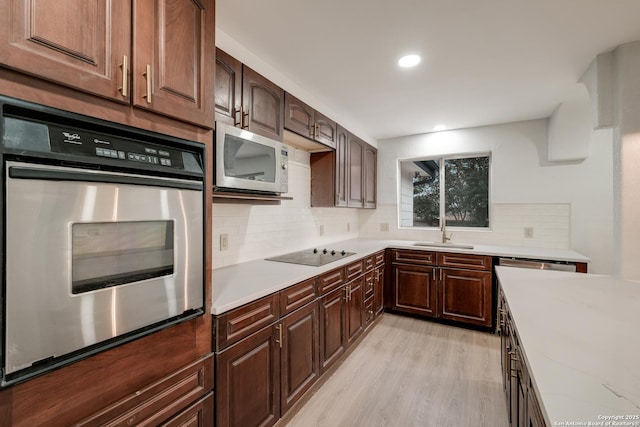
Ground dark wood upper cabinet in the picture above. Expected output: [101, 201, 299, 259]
[335, 125, 349, 207]
[0, 0, 131, 102]
[347, 133, 364, 208]
[242, 65, 284, 141]
[214, 47, 242, 127]
[214, 48, 284, 141]
[284, 93, 315, 139]
[284, 93, 336, 149]
[364, 144, 377, 209]
[310, 125, 376, 209]
[313, 110, 337, 149]
[0, 0, 215, 128]
[133, 0, 214, 127]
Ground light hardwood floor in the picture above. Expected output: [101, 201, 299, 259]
[284, 314, 508, 427]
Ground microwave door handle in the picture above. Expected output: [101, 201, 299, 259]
[8, 166, 203, 191]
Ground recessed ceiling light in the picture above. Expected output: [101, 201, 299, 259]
[433, 124, 447, 131]
[398, 54, 421, 68]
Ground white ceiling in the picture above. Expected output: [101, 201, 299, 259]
[216, 0, 640, 141]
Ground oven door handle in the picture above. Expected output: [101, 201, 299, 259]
[8, 166, 203, 191]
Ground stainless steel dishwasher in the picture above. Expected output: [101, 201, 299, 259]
[498, 258, 577, 272]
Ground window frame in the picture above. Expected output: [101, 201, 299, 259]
[397, 152, 492, 231]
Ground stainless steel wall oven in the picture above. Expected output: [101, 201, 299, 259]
[0, 96, 206, 386]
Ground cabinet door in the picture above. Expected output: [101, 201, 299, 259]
[280, 302, 319, 415]
[347, 133, 364, 208]
[242, 65, 284, 141]
[345, 276, 364, 346]
[313, 110, 337, 149]
[319, 286, 346, 373]
[284, 92, 314, 139]
[216, 325, 280, 427]
[527, 386, 546, 427]
[364, 144, 377, 209]
[0, 0, 131, 102]
[334, 125, 349, 207]
[374, 266, 384, 315]
[133, 0, 215, 128]
[391, 263, 437, 317]
[215, 48, 242, 126]
[439, 268, 492, 327]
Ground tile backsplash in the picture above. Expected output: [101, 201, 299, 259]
[213, 149, 359, 268]
[359, 202, 571, 249]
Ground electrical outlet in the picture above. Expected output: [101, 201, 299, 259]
[524, 227, 534, 238]
[319, 225, 324, 236]
[380, 223, 390, 232]
[220, 233, 229, 251]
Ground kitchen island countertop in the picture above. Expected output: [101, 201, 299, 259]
[496, 266, 640, 426]
[211, 238, 589, 315]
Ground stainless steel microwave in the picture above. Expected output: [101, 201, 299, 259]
[215, 123, 289, 194]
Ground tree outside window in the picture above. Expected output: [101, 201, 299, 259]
[400, 155, 490, 228]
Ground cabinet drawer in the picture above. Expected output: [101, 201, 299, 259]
[280, 278, 317, 316]
[161, 392, 214, 427]
[374, 250, 385, 267]
[364, 255, 375, 272]
[215, 294, 280, 350]
[364, 271, 375, 300]
[438, 252, 492, 271]
[318, 267, 345, 295]
[391, 249, 436, 265]
[346, 259, 364, 280]
[76, 354, 214, 426]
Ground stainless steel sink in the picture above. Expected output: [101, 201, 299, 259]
[414, 242, 475, 250]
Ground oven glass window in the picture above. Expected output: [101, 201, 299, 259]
[71, 221, 174, 294]
[223, 134, 276, 183]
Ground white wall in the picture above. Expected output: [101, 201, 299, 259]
[213, 149, 359, 268]
[613, 41, 640, 280]
[359, 118, 615, 274]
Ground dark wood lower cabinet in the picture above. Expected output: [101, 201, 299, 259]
[161, 392, 214, 427]
[214, 255, 385, 427]
[216, 325, 280, 427]
[389, 250, 494, 329]
[75, 353, 214, 426]
[391, 263, 438, 317]
[527, 384, 546, 427]
[500, 288, 548, 427]
[319, 286, 347, 373]
[280, 302, 319, 415]
[345, 276, 364, 345]
[439, 268, 492, 327]
[374, 266, 384, 315]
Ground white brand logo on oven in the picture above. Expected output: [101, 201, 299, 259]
[63, 132, 82, 144]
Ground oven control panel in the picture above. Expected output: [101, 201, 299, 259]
[48, 124, 185, 170]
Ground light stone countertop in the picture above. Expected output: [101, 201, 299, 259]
[211, 238, 589, 315]
[495, 266, 640, 426]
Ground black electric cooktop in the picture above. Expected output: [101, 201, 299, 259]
[266, 248, 356, 267]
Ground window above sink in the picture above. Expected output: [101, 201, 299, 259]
[398, 154, 491, 230]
